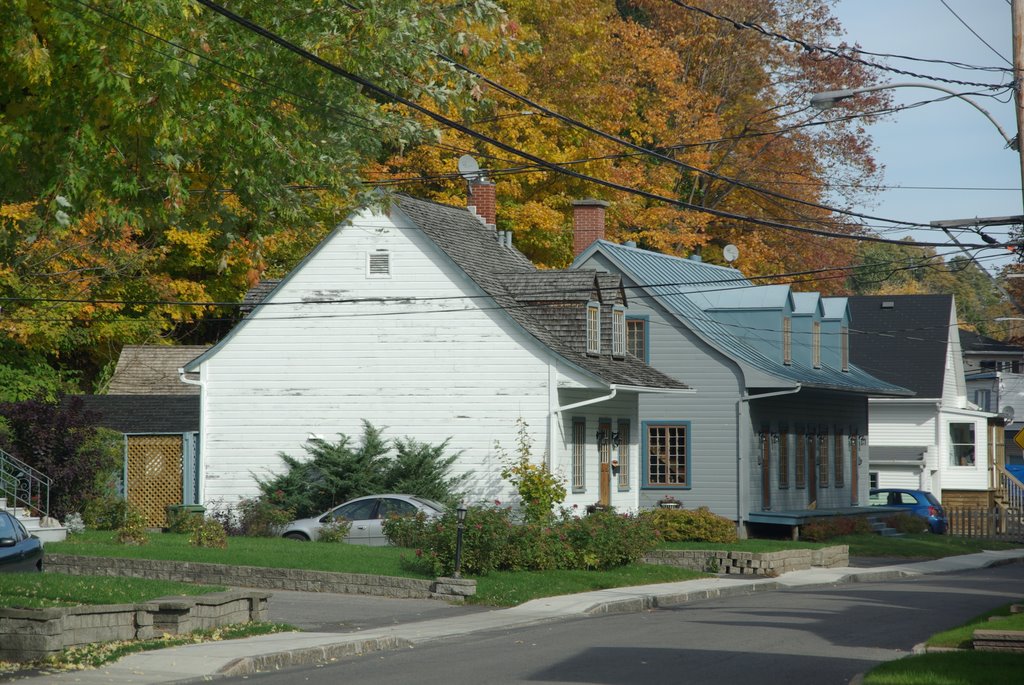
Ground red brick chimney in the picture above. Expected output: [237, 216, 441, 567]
[572, 199, 610, 256]
[468, 179, 496, 228]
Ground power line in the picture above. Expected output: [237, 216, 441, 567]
[192, 0, 1010, 250]
[661, 0, 1011, 88]
[939, 0, 1013, 67]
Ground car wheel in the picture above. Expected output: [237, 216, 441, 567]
[283, 532, 310, 541]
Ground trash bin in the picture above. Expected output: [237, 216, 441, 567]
[166, 504, 206, 529]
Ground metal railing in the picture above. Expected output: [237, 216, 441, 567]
[0, 448, 50, 517]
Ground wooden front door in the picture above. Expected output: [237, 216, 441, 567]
[598, 420, 612, 506]
[127, 435, 183, 527]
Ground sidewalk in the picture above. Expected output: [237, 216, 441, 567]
[10, 549, 1024, 685]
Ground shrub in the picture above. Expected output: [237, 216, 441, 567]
[114, 506, 148, 545]
[316, 518, 353, 543]
[498, 418, 566, 524]
[64, 512, 85, 535]
[83, 495, 132, 531]
[392, 504, 517, 576]
[391, 504, 660, 575]
[189, 517, 228, 548]
[561, 510, 660, 569]
[800, 515, 873, 542]
[236, 497, 294, 537]
[166, 510, 203, 535]
[0, 397, 123, 519]
[257, 421, 466, 519]
[886, 512, 928, 534]
[641, 507, 738, 543]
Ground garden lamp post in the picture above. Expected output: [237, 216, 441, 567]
[453, 505, 467, 579]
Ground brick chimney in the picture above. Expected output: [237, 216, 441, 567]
[572, 199, 610, 256]
[468, 179, 497, 228]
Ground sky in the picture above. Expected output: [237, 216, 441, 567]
[829, 0, 1020, 273]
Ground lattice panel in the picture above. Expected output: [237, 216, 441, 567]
[127, 435, 183, 526]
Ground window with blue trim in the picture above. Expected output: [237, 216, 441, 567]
[626, 317, 647, 362]
[645, 422, 688, 487]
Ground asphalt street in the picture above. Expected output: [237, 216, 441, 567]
[233, 563, 1024, 685]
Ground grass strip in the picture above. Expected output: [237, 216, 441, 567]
[48, 531, 427, 578]
[837, 534, 1022, 558]
[0, 573, 225, 609]
[925, 601, 1024, 648]
[863, 651, 1024, 685]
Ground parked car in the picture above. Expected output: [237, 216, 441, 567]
[281, 494, 446, 545]
[869, 488, 947, 534]
[0, 510, 44, 572]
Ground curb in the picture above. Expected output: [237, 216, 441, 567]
[218, 636, 411, 679]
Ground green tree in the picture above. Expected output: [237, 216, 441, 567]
[1, 0, 507, 389]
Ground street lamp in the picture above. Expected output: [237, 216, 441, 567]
[809, 82, 1018, 151]
[453, 505, 467, 579]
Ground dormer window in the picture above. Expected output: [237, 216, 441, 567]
[612, 305, 626, 358]
[812, 320, 821, 369]
[586, 301, 601, 355]
[782, 317, 792, 365]
[367, 249, 391, 278]
[841, 326, 849, 372]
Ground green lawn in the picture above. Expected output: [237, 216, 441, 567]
[861, 600, 1024, 683]
[0, 572, 225, 609]
[862, 652, 1024, 685]
[838, 534, 1022, 558]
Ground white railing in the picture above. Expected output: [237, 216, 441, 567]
[998, 464, 1024, 512]
[0, 448, 50, 517]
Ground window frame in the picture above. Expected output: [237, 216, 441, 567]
[612, 305, 626, 358]
[625, 316, 649, 362]
[794, 426, 806, 489]
[833, 427, 845, 487]
[841, 325, 849, 372]
[948, 422, 977, 466]
[586, 301, 601, 355]
[817, 428, 830, 488]
[617, 419, 631, 490]
[778, 426, 789, 489]
[572, 417, 587, 491]
[642, 421, 691, 489]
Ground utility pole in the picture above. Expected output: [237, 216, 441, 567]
[1013, 0, 1024, 212]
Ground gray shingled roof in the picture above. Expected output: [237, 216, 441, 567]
[392, 195, 688, 390]
[69, 395, 199, 434]
[241, 279, 282, 314]
[847, 295, 953, 397]
[959, 328, 1024, 356]
[106, 346, 209, 395]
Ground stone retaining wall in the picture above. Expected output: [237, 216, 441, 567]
[0, 590, 268, 662]
[642, 545, 848, 577]
[45, 555, 475, 603]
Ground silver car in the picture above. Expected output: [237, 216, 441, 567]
[280, 494, 445, 545]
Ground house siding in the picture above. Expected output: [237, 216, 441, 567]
[197, 211, 577, 506]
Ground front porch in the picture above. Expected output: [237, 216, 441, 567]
[747, 506, 885, 540]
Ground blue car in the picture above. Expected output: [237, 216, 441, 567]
[0, 510, 43, 572]
[869, 488, 947, 534]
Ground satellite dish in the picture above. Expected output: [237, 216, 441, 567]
[457, 154, 482, 182]
[1000, 405, 1015, 425]
[723, 244, 739, 262]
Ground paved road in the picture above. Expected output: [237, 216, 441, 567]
[231, 563, 1024, 685]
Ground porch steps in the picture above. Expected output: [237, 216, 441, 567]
[0, 504, 66, 544]
[868, 516, 904, 537]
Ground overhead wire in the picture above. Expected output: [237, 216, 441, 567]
[938, 0, 1013, 67]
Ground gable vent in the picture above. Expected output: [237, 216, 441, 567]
[367, 250, 391, 278]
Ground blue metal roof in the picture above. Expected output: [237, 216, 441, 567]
[576, 240, 911, 395]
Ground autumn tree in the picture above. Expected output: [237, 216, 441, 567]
[1, 0, 507, 390]
[369, 0, 889, 284]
